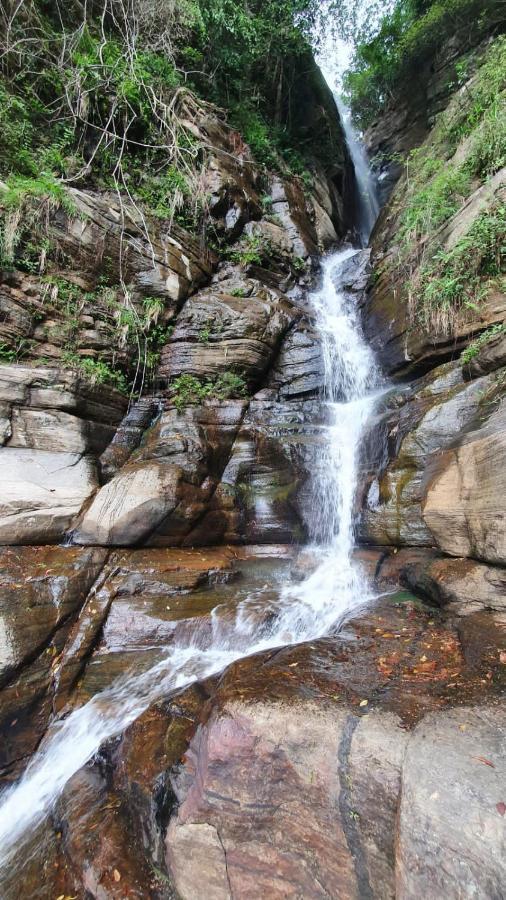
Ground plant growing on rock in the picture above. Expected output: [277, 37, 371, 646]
[412, 203, 505, 332]
[461, 323, 506, 364]
[170, 372, 247, 410]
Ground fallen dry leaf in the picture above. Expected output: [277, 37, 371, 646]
[471, 756, 495, 768]
[499, 651, 506, 665]
[496, 802, 506, 816]
[359, 699, 368, 707]
[113, 869, 121, 882]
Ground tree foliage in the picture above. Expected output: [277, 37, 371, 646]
[343, 0, 505, 128]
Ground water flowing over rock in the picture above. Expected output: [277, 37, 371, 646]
[0, 25, 505, 900]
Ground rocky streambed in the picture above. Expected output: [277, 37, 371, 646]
[0, 544, 504, 898]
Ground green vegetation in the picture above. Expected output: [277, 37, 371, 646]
[0, 0, 347, 214]
[0, 0, 344, 396]
[413, 204, 505, 332]
[344, 0, 503, 129]
[227, 235, 269, 267]
[170, 372, 247, 410]
[377, 35, 506, 333]
[461, 323, 506, 364]
[0, 338, 32, 363]
[61, 353, 129, 393]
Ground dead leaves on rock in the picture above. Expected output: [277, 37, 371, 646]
[471, 755, 496, 768]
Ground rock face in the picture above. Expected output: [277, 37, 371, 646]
[0, 545, 107, 777]
[358, 360, 506, 560]
[364, 33, 498, 201]
[1, 27, 505, 900]
[0, 365, 126, 544]
[364, 171, 506, 377]
[0, 83, 351, 548]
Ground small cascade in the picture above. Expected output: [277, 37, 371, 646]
[0, 98, 384, 873]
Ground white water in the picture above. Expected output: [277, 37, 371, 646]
[0, 137, 381, 872]
[335, 96, 380, 244]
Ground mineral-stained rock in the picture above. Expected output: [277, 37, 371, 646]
[187, 398, 324, 545]
[397, 706, 506, 899]
[0, 546, 107, 777]
[423, 397, 506, 564]
[3, 558, 505, 898]
[161, 598, 505, 900]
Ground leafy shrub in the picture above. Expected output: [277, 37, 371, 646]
[61, 353, 128, 392]
[170, 372, 247, 410]
[413, 204, 505, 332]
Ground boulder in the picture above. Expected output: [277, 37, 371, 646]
[401, 554, 506, 615]
[73, 402, 246, 546]
[0, 448, 98, 545]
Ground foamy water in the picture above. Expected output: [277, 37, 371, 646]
[0, 201, 384, 877]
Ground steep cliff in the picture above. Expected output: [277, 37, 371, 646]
[0, 1, 354, 549]
[356, 30, 505, 611]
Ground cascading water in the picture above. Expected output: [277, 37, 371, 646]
[336, 96, 380, 246]
[0, 107, 381, 873]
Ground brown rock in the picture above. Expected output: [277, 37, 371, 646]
[423, 398, 506, 564]
[0, 546, 107, 777]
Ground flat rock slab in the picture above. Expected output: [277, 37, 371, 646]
[162, 598, 505, 899]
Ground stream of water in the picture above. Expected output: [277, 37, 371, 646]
[0, 116, 381, 872]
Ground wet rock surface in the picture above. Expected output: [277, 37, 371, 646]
[358, 360, 506, 567]
[4, 552, 504, 899]
[0, 545, 107, 777]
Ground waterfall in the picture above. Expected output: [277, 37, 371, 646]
[335, 96, 380, 245]
[0, 111, 382, 873]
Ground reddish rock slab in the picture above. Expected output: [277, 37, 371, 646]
[0, 546, 107, 778]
